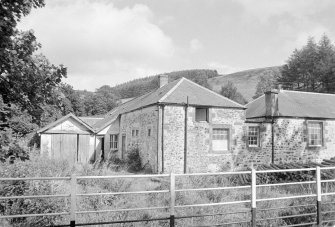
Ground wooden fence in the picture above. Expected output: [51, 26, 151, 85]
[1, 166, 335, 226]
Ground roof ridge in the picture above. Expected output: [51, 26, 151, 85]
[282, 89, 335, 96]
[158, 77, 185, 102]
[79, 117, 104, 119]
[184, 78, 246, 108]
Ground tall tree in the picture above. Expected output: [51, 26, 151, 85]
[0, 1, 67, 160]
[279, 34, 335, 93]
[59, 83, 85, 116]
[220, 81, 247, 105]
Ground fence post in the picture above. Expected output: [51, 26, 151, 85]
[70, 174, 77, 227]
[251, 168, 257, 227]
[316, 166, 322, 226]
[170, 172, 175, 227]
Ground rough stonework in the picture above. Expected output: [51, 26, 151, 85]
[163, 106, 247, 173]
[119, 106, 159, 172]
[243, 118, 335, 166]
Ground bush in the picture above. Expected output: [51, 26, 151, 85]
[127, 147, 142, 172]
[0, 153, 72, 226]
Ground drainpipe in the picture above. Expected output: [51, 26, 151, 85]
[184, 97, 189, 174]
[157, 105, 165, 173]
[271, 117, 275, 164]
[265, 89, 279, 164]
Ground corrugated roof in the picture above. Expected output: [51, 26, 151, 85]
[94, 77, 245, 132]
[246, 90, 335, 119]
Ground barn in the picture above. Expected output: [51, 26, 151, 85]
[37, 113, 102, 164]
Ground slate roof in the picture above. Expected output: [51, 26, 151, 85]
[94, 77, 245, 132]
[79, 117, 103, 127]
[246, 90, 335, 119]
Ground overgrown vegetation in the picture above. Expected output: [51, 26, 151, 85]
[126, 147, 142, 172]
[2, 151, 335, 226]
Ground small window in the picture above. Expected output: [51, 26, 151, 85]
[248, 126, 260, 147]
[308, 122, 323, 146]
[136, 129, 139, 137]
[212, 128, 229, 152]
[110, 134, 118, 149]
[148, 128, 151, 137]
[196, 108, 209, 122]
[132, 130, 135, 137]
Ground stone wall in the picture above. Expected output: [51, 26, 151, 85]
[243, 118, 335, 166]
[119, 106, 159, 172]
[163, 105, 248, 173]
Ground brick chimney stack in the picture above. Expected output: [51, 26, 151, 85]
[159, 74, 169, 88]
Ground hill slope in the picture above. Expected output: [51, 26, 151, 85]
[113, 69, 219, 99]
[208, 66, 282, 101]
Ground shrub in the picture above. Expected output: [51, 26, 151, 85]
[127, 147, 142, 172]
[0, 153, 72, 226]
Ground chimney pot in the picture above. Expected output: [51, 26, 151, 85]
[159, 74, 169, 88]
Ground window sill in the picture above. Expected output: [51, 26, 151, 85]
[308, 145, 322, 148]
[209, 150, 229, 155]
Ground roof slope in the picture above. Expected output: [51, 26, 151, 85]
[94, 77, 245, 132]
[247, 90, 335, 119]
[79, 117, 103, 127]
[38, 113, 94, 134]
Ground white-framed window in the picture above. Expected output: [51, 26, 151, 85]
[212, 128, 229, 152]
[308, 121, 323, 146]
[132, 129, 139, 138]
[195, 108, 209, 122]
[110, 134, 118, 149]
[248, 126, 260, 147]
[148, 128, 151, 137]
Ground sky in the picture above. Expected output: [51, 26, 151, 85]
[18, 0, 335, 91]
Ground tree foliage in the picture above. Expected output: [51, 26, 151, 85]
[253, 75, 278, 99]
[0, 0, 69, 161]
[114, 69, 219, 99]
[220, 81, 247, 105]
[279, 35, 335, 93]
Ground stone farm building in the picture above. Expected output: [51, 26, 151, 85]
[246, 89, 335, 165]
[38, 76, 335, 173]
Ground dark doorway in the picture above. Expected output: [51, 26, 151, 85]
[101, 137, 105, 160]
[121, 134, 126, 159]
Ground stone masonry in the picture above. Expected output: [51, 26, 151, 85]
[163, 105, 247, 173]
[244, 118, 335, 165]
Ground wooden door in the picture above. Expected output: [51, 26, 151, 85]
[78, 135, 90, 163]
[60, 134, 77, 164]
[51, 134, 77, 164]
[51, 134, 62, 159]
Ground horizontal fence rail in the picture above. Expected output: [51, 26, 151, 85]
[1, 166, 335, 226]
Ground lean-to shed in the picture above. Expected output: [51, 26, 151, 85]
[37, 113, 102, 164]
